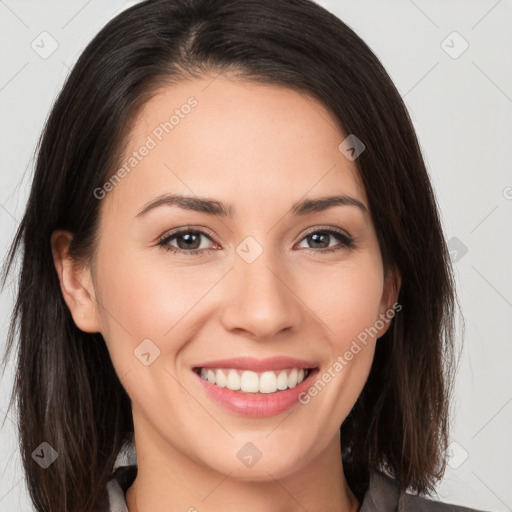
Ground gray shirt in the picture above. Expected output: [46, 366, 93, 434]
[104, 464, 489, 511]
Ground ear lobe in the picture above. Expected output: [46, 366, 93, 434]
[50, 230, 101, 333]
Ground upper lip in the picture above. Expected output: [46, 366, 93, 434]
[193, 356, 318, 372]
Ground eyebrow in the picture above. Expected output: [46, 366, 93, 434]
[136, 193, 368, 218]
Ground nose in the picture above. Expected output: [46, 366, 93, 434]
[219, 248, 302, 340]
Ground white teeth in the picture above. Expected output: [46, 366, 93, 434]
[198, 367, 310, 393]
[288, 368, 298, 387]
[259, 371, 277, 393]
[240, 371, 259, 392]
[215, 369, 227, 388]
[226, 369, 241, 390]
[276, 370, 288, 390]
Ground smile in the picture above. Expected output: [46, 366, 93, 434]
[192, 365, 320, 417]
[195, 367, 313, 394]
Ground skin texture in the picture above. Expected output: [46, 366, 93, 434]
[51, 74, 400, 512]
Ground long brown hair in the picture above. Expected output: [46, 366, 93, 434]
[1, 0, 460, 510]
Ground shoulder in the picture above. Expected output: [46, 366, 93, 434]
[360, 470, 491, 512]
[400, 492, 489, 512]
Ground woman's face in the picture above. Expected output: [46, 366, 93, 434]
[63, 74, 399, 480]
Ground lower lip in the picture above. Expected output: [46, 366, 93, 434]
[193, 368, 319, 417]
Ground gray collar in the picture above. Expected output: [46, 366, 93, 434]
[359, 470, 401, 512]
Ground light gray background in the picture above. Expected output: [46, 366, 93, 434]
[1, 0, 511, 510]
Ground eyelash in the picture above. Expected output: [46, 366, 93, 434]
[156, 226, 355, 257]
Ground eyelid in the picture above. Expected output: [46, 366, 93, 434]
[300, 225, 353, 240]
[156, 225, 217, 243]
[296, 226, 356, 253]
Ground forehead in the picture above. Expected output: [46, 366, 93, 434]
[104, 74, 367, 218]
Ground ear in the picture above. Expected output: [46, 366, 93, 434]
[50, 230, 102, 333]
[375, 265, 402, 339]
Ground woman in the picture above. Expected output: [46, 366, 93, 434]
[0, 0, 488, 511]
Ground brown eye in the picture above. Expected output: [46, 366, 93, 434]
[157, 229, 217, 256]
[296, 229, 355, 253]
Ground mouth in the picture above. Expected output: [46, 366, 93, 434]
[192, 366, 318, 394]
[190, 356, 320, 417]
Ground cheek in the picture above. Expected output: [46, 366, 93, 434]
[91, 244, 171, 362]
[95, 239, 204, 328]
[92, 251, 193, 414]
[301, 261, 383, 420]
[93, 242, 225, 370]
[298, 257, 384, 345]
